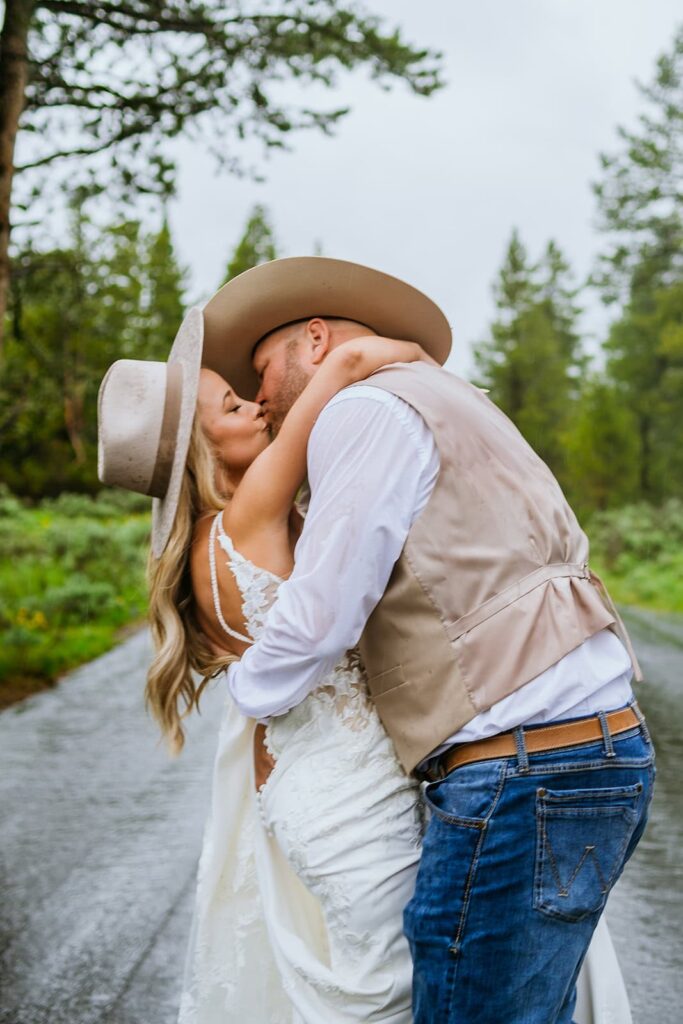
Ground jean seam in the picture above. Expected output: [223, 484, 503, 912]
[540, 782, 644, 803]
[446, 768, 507, 1000]
[505, 756, 653, 778]
[541, 806, 640, 820]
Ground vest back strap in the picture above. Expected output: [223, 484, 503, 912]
[446, 562, 591, 642]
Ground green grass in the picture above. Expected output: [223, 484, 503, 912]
[0, 487, 150, 708]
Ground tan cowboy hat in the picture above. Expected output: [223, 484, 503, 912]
[202, 256, 452, 400]
[97, 307, 203, 558]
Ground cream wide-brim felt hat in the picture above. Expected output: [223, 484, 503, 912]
[202, 256, 453, 400]
[97, 307, 203, 559]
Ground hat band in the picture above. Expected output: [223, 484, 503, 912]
[148, 362, 183, 499]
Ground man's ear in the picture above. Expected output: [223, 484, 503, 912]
[306, 318, 331, 365]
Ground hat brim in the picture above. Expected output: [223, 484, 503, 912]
[202, 257, 452, 400]
[151, 306, 203, 559]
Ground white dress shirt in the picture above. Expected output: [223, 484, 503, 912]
[227, 386, 633, 758]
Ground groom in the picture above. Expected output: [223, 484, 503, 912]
[202, 257, 653, 1023]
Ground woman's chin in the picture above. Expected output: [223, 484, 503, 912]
[252, 432, 271, 459]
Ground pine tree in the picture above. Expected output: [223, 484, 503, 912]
[223, 205, 278, 285]
[562, 378, 641, 518]
[538, 241, 584, 371]
[593, 25, 683, 304]
[473, 232, 584, 484]
[605, 276, 683, 501]
[593, 26, 683, 501]
[141, 217, 187, 358]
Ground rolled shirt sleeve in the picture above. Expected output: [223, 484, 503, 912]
[226, 386, 439, 719]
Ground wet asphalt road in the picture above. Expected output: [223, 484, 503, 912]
[0, 609, 681, 1024]
[607, 608, 683, 1022]
[0, 630, 221, 1024]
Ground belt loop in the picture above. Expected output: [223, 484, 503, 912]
[514, 726, 529, 773]
[630, 699, 652, 745]
[597, 710, 615, 758]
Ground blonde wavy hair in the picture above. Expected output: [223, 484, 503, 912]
[145, 415, 238, 754]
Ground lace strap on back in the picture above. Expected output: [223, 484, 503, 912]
[215, 510, 243, 560]
[209, 512, 252, 645]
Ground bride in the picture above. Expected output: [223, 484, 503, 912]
[97, 308, 631, 1023]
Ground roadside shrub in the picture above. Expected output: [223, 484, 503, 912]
[587, 500, 683, 613]
[43, 489, 150, 519]
[0, 516, 39, 557]
[24, 576, 119, 624]
[589, 500, 683, 567]
[95, 490, 150, 515]
[0, 488, 150, 696]
[0, 484, 23, 518]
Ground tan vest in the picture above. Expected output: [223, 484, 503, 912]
[357, 363, 638, 774]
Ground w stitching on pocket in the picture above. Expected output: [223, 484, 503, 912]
[541, 828, 609, 899]
[534, 786, 641, 923]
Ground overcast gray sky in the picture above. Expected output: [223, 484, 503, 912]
[169, 1, 681, 376]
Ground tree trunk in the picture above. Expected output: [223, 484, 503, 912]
[64, 388, 86, 465]
[639, 413, 651, 500]
[0, 0, 35, 358]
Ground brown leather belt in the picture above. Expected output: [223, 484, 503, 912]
[420, 705, 641, 782]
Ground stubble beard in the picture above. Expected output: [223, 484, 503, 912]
[267, 347, 312, 437]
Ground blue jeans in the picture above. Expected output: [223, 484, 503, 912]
[404, 707, 655, 1023]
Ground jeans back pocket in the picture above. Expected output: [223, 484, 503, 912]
[534, 781, 643, 922]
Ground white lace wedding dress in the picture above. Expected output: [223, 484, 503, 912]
[177, 513, 632, 1024]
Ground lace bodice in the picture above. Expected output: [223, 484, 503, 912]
[210, 512, 378, 759]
